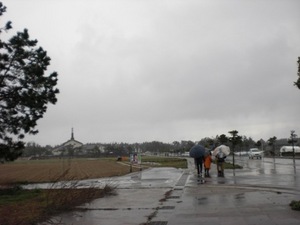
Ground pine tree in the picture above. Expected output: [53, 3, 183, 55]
[295, 57, 300, 89]
[0, 2, 59, 161]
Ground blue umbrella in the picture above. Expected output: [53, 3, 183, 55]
[189, 144, 206, 158]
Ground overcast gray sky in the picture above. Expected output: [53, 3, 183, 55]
[4, 0, 300, 146]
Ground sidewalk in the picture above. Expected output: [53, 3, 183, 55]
[45, 159, 300, 225]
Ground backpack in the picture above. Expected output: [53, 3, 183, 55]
[217, 152, 225, 162]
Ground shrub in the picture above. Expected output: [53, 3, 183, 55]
[290, 200, 300, 210]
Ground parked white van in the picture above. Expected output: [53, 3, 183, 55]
[280, 146, 300, 156]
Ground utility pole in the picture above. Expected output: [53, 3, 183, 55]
[228, 130, 242, 173]
[261, 139, 264, 161]
[290, 130, 297, 172]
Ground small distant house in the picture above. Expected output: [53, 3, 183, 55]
[81, 144, 106, 155]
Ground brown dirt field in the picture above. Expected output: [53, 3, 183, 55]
[0, 158, 141, 184]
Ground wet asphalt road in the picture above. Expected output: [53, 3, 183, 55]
[38, 157, 300, 225]
[220, 156, 300, 190]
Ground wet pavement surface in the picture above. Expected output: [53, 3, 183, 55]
[40, 157, 300, 225]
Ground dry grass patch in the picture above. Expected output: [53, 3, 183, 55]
[0, 184, 115, 225]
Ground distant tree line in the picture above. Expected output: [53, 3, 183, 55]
[22, 133, 299, 159]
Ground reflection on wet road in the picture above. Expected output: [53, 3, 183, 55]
[187, 157, 300, 191]
[230, 156, 299, 175]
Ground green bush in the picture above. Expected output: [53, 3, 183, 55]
[0, 185, 23, 195]
[224, 162, 243, 169]
[0, 185, 41, 205]
[142, 156, 187, 168]
[290, 200, 300, 210]
[212, 161, 243, 169]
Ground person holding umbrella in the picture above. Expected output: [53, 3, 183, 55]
[216, 149, 226, 177]
[213, 145, 230, 177]
[194, 157, 204, 176]
[189, 144, 206, 177]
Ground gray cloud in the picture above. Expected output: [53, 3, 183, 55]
[4, 0, 300, 145]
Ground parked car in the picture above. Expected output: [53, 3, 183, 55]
[248, 148, 263, 159]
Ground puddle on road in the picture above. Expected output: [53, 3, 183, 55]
[191, 190, 294, 207]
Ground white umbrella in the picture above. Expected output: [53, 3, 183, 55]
[213, 145, 230, 156]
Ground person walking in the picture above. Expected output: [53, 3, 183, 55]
[194, 157, 204, 177]
[215, 149, 226, 177]
[189, 144, 206, 178]
[204, 151, 212, 177]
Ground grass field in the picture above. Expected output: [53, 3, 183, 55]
[142, 156, 187, 168]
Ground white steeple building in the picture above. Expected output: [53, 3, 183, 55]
[52, 128, 83, 156]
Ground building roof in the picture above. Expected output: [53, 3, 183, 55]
[53, 128, 83, 154]
[61, 128, 83, 147]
